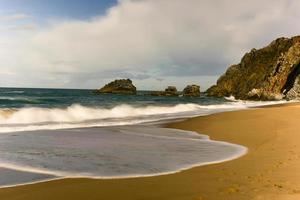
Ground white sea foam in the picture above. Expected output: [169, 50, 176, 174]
[0, 90, 24, 94]
[0, 104, 201, 124]
[0, 126, 247, 188]
[0, 99, 292, 187]
[224, 95, 238, 101]
[0, 100, 290, 133]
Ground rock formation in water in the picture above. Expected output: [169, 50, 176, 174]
[183, 85, 200, 97]
[207, 36, 300, 100]
[164, 86, 178, 96]
[96, 79, 137, 94]
[151, 86, 179, 96]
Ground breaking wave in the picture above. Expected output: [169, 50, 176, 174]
[0, 100, 288, 133]
[0, 90, 24, 94]
[0, 104, 202, 124]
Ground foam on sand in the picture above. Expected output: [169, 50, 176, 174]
[0, 126, 247, 187]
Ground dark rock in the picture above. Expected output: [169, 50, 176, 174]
[96, 79, 137, 94]
[183, 85, 200, 97]
[165, 86, 178, 96]
[207, 36, 300, 100]
[150, 91, 166, 96]
[151, 86, 179, 96]
[286, 76, 300, 99]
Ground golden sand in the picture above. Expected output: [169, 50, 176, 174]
[1, 103, 300, 199]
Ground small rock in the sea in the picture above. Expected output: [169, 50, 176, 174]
[183, 85, 200, 97]
[151, 86, 179, 96]
[95, 79, 137, 94]
[164, 86, 178, 96]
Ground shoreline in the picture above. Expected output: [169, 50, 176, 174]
[0, 124, 248, 189]
[1, 102, 300, 199]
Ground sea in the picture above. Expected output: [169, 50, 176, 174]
[0, 87, 288, 187]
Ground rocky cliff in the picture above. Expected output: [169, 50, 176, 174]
[96, 79, 137, 94]
[207, 36, 300, 100]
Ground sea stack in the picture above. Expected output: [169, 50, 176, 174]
[164, 86, 178, 96]
[207, 36, 300, 100]
[96, 79, 137, 94]
[183, 85, 200, 97]
[150, 86, 179, 96]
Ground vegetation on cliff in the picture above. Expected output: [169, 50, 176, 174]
[207, 36, 300, 100]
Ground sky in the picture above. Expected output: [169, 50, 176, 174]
[1, 0, 300, 90]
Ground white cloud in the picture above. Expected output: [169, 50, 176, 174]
[1, 0, 300, 89]
[0, 69, 15, 75]
[1, 23, 37, 32]
[0, 13, 31, 21]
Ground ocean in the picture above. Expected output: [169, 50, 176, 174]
[0, 87, 286, 187]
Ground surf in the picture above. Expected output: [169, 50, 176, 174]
[0, 126, 247, 188]
[0, 100, 287, 133]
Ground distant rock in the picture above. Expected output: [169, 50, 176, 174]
[183, 85, 200, 97]
[151, 86, 179, 96]
[96, 79, 137, 94]
[165, 86, 178, 96]
[207, 36, 300, 100]
[149, 91, 166, 96]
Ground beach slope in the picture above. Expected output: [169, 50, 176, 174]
[1, 104, 300, 199]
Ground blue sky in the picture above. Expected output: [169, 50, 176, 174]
[0, 0, 117, 20]
[0, 0, 300, 90]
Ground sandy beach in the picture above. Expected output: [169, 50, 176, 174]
[0, 103, 300, 200]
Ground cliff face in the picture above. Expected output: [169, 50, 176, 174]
[207, 36, 300, 100]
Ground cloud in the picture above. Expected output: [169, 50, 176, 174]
[0, 69, 15, 76]
[0, 13, 31, 21]
[5, 23, 37, 31]
[0, 13, 35, 33]
[1, 0, 300, 89]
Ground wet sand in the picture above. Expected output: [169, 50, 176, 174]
[1, 103, 300, 199]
